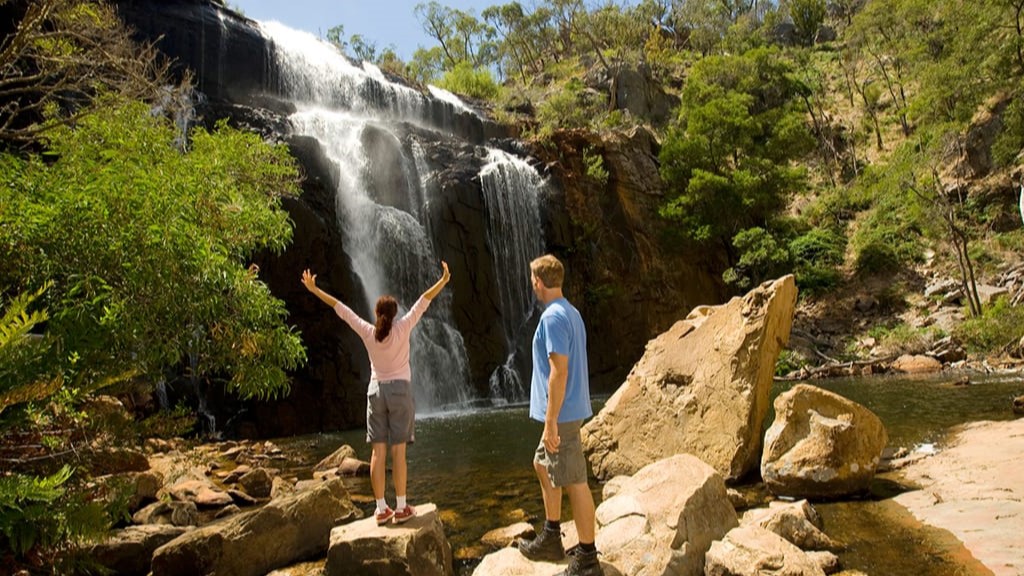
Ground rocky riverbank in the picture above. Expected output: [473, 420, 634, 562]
[892, 418, 1024, 576]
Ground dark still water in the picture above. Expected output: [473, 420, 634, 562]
[272, 373, 1024, 574]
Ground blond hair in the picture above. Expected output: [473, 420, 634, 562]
[530, 254, 564, 289]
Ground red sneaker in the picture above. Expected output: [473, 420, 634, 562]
[393, 505, 416, 524]
[375, 507, 394, 525]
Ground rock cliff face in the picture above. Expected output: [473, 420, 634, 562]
[115, 0, 726, 436]
[533, 128, 727, 389]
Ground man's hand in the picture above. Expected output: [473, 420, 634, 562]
[543, 421, 560, 453]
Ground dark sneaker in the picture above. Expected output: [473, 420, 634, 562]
[557, 545, 603, 576]
[375, 507, 394, 525]
[393, 505, 416, 524]
[516, 527, 565, 562]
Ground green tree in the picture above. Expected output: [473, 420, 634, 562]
[0, 99, 306, 400]
[484, 2, 539, 83]
[659, 47, 815, 263]
[326, 24, 347, 52]
[723, 227, 792, 290]
[789, 0, 826, 46]
[415, 1, 497, 71]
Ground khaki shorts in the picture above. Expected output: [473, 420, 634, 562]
[534, 420, 587, 487]
[366, 379, 415, 445]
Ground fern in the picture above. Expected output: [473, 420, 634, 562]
[0, 466, 72, 555]
[0, 466, 113, 562]
[0, 285, 60, 415]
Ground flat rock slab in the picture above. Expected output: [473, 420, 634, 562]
[894, 419, 1024, 576]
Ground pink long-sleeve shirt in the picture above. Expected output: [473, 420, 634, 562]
[333, 296, 431, 382]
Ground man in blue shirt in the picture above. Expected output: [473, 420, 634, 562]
[516, 254, 603, 576]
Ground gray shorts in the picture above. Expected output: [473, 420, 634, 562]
[534, 420, 587, 487]
[366, 379, 415, 445]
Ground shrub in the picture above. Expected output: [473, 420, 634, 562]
[855, 240, 901, 276]
[436, 60, 500, 101]
[790, 227, 846, 294]
[954, 297, 1024, 354]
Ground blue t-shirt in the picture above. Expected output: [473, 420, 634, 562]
[530, 297, 592, 423]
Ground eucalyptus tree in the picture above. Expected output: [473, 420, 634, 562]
[414, 1, 498, 70]
[482, 2, 554, 82]
[788, 0, 826, 46]
[658, 47, 814, 285]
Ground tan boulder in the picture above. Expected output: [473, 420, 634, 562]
[324, 502, 452, 576]
[761, 385, 887, 498]
[470, 547, 569, 576]
[595, 454, 738, 576]
[89, 524, 189, 576]
[705, 525, 826, 576]
[151, 478, 358, 576]
[740, 500, 842, 551]
[891, 354, 942, 374]
[582, 275, 797, 481]
[314, 444, 358, 472]
[480, 522, 534, 549]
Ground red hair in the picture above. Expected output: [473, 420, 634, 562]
[374, 296, 398, 342]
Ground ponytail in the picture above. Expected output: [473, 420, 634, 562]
[374, 296, 398, 342]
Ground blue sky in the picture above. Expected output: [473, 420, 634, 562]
[230, 0, 502, 61]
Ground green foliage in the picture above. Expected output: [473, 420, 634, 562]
[0, 287, 61, 415]
[0, 466, 110, 561]
[789, 227, 846, 294]
[326, 24, 346, 52]
[659, 47, 814, 255]
[775, 349, 809, 377]
[789, 0, 827, 46]
[992, 85, 1024, 168]
[533, 76, 606, 138]
[868, 322, 945, 356]
[0, 99, 306, 401]
[436, 60, 501, 100]
[582, 146, 608, 186]
[954, 297, 1024, 353]
[415, 1, 497, 71]
[138, 402, 196, 438]
[723, 227, 792, 291]
[854, 240, 902, 275]
[846, 150, 928, 276]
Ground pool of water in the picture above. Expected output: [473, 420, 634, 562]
[272, 372, 1024, 574]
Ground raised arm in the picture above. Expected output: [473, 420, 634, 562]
[301, 269, 340, 308]
[420, 261, 451, 301]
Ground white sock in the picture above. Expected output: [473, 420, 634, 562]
[396, 495, 407, 510]
[376, 498, 388, 513]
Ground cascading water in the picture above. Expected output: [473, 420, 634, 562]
[262, 23, 472, 412]
[480, 149, 546, 403]
[254, 21, 548, 409]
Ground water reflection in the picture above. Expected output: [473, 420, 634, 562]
[273, 374, 1023, 574]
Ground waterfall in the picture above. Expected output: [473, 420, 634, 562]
[479, 149, 546, 403]
[254, 21, 549, 408]
[262, 24, 473, 412]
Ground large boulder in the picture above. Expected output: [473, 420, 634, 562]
[150, 478, 358, 576]
[705, 526, 826, 576]
[324, 502, 452, 576]
[582, 276, 797, 481]
[761, 384, 887, 499]
[89, 525, 189, 576]
[740, 500, 841, 552]
[595, 454, 738, 576]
